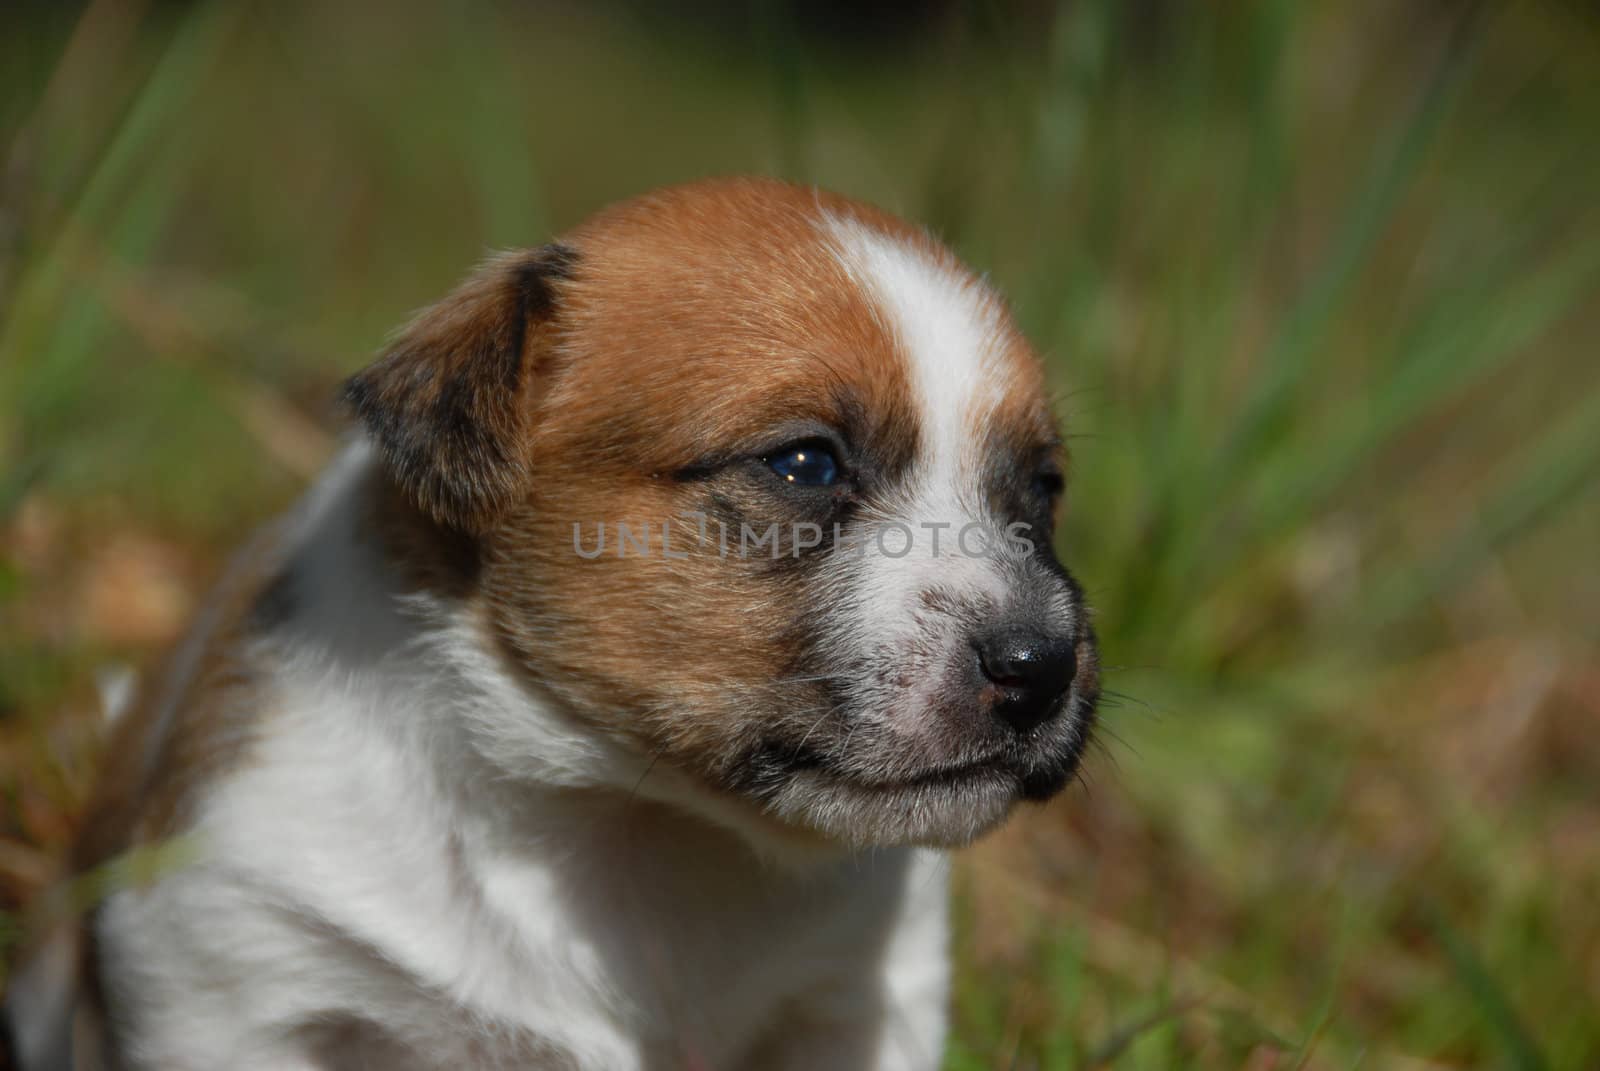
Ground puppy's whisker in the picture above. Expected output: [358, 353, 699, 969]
[625, 748, 665, 810]
[762, 673, 850, 687]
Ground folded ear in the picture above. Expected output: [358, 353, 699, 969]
[343, 243, 577, 532]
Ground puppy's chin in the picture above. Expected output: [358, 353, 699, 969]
[741, 749, 1083, 850]
[760, 768, 1021, 849]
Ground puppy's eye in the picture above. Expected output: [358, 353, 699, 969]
[767, 442, 839, 487]
[1032, 469, 1064, 502]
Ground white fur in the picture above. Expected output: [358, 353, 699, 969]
[90, 444, 951, 1070]
[826, 215, 1016, 630]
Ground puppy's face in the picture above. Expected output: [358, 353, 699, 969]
[348, 179, 1098, 848]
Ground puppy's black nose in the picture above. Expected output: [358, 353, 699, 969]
[975, 626, 1077, 733]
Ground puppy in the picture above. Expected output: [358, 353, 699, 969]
[6, 178, 1099, 1070]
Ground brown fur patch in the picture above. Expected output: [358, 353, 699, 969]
[978, 313, 1057, 460]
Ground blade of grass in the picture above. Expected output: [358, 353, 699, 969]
[1424, 901, 1550, 1071]
[1216, 5, 1482, 481]
[1200, 231, 1600, 605]
[449, 3, 547, 243]
[1085, 996, 1204, 1069]
[1, 5, 241, 450]
[1106, 4, 1488, 648]
[1369, 381, 1600, 627]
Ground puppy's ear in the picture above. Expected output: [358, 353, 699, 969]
[343, 244, 577, 532]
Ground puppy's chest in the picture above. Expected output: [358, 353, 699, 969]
[322, 835, 901, 1068]
[478, 826, 893, 983]
[195, 725, 913, 1066]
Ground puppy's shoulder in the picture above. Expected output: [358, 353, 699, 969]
[71, 519, 295, 877]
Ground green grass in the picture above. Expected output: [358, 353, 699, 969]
[3, 1, 1598, 1066]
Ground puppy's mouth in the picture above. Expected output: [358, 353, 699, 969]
[736, 711, 1086, 801]
[849, 745, 1080, 800]
[728, 734, 1085, 849]
[820, 751, 1017, 792]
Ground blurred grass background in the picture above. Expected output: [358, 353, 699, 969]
[2, 0, 1598, 1066]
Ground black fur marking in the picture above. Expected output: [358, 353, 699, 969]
[249, 566, 298, 632]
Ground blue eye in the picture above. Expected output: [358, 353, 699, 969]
[767, 443, 839, 487]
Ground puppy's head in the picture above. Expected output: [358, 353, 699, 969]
[346, 178, 1098, 848]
